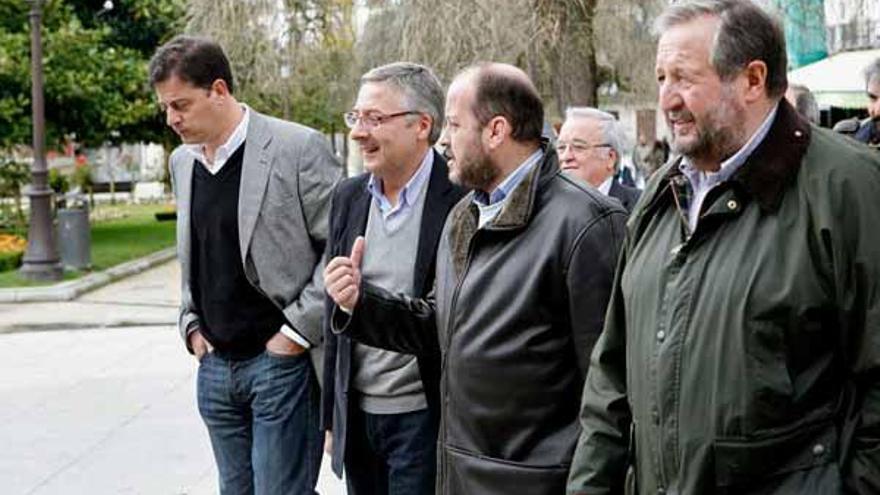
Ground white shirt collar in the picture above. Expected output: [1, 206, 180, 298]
[367, 149, 434, 222]
[598, 176, 614, 196]
[186, 105, 249, 174]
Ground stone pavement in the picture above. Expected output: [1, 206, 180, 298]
[0, 260, 179, 334]
[0, 260, 346, 494]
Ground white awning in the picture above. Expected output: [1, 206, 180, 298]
[787, 48, 880, 108]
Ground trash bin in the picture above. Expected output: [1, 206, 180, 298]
[57, 203, 91, 270]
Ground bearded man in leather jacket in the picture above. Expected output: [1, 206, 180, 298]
[324, 62, 627, 495]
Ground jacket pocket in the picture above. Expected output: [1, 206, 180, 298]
[714, 420, 842, 494]
[746, 321, 794, 416]
[445, 445, 568, 495]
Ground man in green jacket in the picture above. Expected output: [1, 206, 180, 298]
[567, 1, 880, 494]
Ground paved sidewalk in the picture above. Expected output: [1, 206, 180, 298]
[0, 260, 180, 333]
[0, 261, 346, 494]
[0, 247, 177, 303]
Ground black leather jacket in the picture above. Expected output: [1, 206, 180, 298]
[333, 147, 627, 494]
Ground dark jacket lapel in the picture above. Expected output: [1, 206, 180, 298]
[412, 152, 458, 295]
[341, 176, 371, 255]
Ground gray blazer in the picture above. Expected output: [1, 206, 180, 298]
[169, 109, 342, 363]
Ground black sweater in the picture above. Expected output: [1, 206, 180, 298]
[189, 144, 285, 360]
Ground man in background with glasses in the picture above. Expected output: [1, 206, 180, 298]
[855, 57, 880, 149]
[321, 62, 465, 495]
[558, 107, 641, 212]
[150, 36, 340, 494]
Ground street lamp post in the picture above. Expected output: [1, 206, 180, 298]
[19, 0, 62, 281]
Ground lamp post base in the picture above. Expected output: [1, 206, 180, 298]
[18, 259, 63, 281]
[19, 185, 63, 282]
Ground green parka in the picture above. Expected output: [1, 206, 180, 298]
[567, 101, 880, 494]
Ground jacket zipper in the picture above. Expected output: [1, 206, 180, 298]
[440, 231, 479, 493]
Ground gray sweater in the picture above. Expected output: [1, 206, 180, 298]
[352, 187, 429, 414]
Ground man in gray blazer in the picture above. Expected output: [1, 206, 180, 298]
[150, 36, 341, 494]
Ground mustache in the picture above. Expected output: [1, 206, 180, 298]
[667, 110, 694, 122]
[441, 146, 454, 161]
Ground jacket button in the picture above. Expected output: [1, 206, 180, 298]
[656, 330, 666, 341]
[812, 444, 825, 456]
[657, 488, 666, 494]
[727, 200, 738, 210]
[794, 129, 804, 138]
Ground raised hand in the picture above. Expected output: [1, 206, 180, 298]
[323, 236, 365, 312]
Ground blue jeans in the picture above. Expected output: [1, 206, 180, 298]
[197, 350, 322, 495]
[344, 408, 438, 495]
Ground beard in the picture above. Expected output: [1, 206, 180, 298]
[447, 145, 499, 191]
[668, 85, 746, 167]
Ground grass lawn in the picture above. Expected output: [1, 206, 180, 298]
[0, 203, 176, 288]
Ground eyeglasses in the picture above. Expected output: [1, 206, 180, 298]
[343, 110, 419, 129]
[555, 141, 612, 154]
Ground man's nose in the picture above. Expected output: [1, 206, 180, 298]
[438, 126, 449, 148]
[658, 82, 681, 113]
[350, 124, 369, 141]
[165, 109, 180, 127]
[559, 145, 574, 160]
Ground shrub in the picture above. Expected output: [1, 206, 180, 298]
[48, 168, 70, 194]
[0, 233, 26, 270]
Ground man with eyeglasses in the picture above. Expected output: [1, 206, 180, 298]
[855, 57, 880, 148]
[324, 62, 626, 494]
[150, 36, 341, 494]
[558, 107, 642, 212]
[321, 62, 465, 495]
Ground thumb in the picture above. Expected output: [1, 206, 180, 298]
[350, 236, 365, 269]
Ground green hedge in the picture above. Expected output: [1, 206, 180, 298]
[0, 250, 23, 271]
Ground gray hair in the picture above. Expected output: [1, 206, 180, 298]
[361, 62, 445, 144]
[565, 107, 628, 172]
[864, 57, 880, 86]
[653, 0, 788, 99]
[788, 83, 819, 124]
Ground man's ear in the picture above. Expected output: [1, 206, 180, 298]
[416, 113, 433, 141]
[210, 78, 231, 99]
[485, 116, 510, 149]
[742, 60, 768, 103]
[607, 149, 619, 172]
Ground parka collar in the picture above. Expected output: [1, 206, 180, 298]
[729, 100, 811, 212]
[649, 99, 811, 214]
